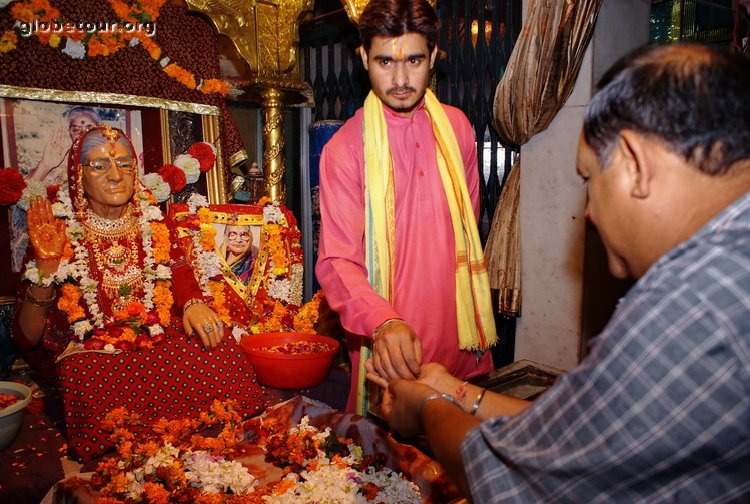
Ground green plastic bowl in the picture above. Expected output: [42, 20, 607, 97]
[0, 382, 32, 452]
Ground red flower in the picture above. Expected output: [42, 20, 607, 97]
[0, 168, 26, 205]
[158, 164, 187, 193]
[46, 184, 60, 200]
[114, 340, 134, 351]
[84, 338, 106, 350]
[187, 142, 216, 172]
[134, 333, 151, 349]
[145, 311, 160, 325]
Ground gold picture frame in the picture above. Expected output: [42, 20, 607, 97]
[0, 85, 226, 302]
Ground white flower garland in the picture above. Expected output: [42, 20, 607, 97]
[123, 443, 258, 499]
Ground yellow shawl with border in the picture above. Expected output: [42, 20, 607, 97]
[358, 89, 497, 415]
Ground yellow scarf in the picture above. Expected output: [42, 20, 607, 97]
[359, 89, 497, 415]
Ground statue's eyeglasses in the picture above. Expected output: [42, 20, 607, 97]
[84, 157, 137, 173]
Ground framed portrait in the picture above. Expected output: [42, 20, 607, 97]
[170, 203, 266, 304]
[169, 201, 304, 329]
[0, 87, 225, 300]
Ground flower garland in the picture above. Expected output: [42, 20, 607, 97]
[90, 404, 423, 503]
[250, 415, 423, 502]
[92, 400, 261, 502]
[181, 192, 232, 326]
[145, 141, 217, 202]
[244, 198, 312, 336]
[22, 183, 174, 349]
[0, 0, 231, 96]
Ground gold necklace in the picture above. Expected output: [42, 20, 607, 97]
[83, 207, 144, 311]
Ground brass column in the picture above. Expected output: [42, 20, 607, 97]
[261, 88, 286, 203]
[184, 0, 314, 204]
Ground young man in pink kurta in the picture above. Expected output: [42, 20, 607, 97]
[315, 0, 494, 413]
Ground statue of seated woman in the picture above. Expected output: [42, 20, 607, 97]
[12, 125, 269, 462]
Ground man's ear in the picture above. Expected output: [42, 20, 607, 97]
[429, 45, 438, 70]
[617, 130, 653, 199]
[359, 45, 369, 70]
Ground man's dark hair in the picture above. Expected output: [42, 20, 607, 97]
[583, 43, 750, 175]
[357, 0, 439, 53]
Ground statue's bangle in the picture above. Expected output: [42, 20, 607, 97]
[183, 298, 206, 313]
[25, 287, 57, 308]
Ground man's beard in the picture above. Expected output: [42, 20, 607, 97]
[385, 86, 421, 112]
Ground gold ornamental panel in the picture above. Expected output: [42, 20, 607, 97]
[339, 0, 436, 24]
[185, 0, 312, 77]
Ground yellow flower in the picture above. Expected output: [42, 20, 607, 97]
[0, 30, 18, 53]
[197, 207, 212, 224]
[48, 33, 61, 48]
[199, 223, 216, 250]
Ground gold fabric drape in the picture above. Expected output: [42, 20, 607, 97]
[485, 0, 603, 316]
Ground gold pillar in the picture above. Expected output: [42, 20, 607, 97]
[261, 88, 286, 203]
[185, 0, 314, 202]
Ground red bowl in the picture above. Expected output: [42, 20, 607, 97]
[239, 332, 340, 389]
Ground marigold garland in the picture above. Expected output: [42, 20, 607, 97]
[90, 403, 423, 503]
[0, 0, 230, 96]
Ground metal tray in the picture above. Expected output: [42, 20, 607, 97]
[471, 359, 563, 401]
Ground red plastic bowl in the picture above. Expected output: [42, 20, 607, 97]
[239, 332, 340, 389]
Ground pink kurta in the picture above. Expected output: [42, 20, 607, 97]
[315, 99, 493, 411]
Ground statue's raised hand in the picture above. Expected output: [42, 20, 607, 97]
[27, 196, 66, 267]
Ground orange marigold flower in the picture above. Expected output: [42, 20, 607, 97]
[153, 280, 173, 325]
[273, 478, 296, 495]
[151, 222, 171, 263]
[58, 284, 85, 322]
[126, 301, 147, 318]
[142, 482, 170, 504]
[164, 63, 197, 89]
[97, 497, 125, 504]
[200, 78, 230, 96]
[0, 30, 18, 53]
[108, 472, 130, 493]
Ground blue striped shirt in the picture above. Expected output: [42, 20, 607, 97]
[462, 192, 750, 503]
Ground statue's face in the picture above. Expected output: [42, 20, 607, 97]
[360, 32, 437, 117]
[225, 225, 252, 256]
[81, 141, 136, 215]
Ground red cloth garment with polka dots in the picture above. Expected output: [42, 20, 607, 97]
[58, 321, 269, 461]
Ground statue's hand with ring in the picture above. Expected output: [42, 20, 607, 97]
[182, 299, 224, 348]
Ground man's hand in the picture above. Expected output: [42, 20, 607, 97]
[371, 319, 423, 381]
[382, 379, 437, 438]
[183, 302, 224, 348]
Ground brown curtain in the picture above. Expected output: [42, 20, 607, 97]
[485, 0, 603, 316]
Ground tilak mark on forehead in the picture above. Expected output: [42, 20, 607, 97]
[102, 125, 121, 157]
